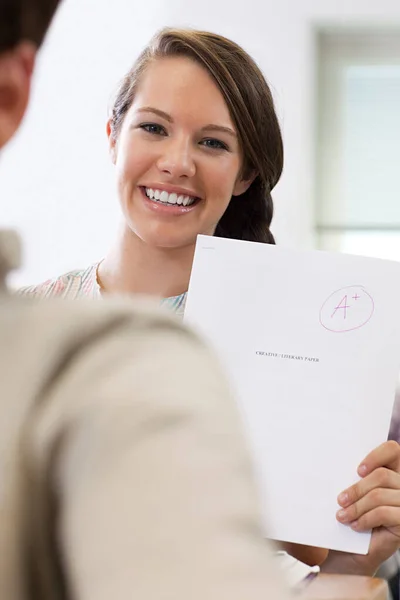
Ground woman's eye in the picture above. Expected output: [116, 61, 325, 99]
[140, 123, 166, 136]
[201, 138, 228, 151]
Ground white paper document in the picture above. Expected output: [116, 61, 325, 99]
[185, 235, 400, 554]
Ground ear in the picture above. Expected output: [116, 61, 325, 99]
[232, 171, 257, 197]
[106, 118, 117, 164]
[0, 42, 36, 149]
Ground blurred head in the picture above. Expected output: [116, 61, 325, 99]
[0, 0, 60, 148]
[108, 28, 283, 251]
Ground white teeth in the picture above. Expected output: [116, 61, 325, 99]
[160, 191, 169, 203]
[145, 187, 197, 207]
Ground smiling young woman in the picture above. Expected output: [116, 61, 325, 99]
[17, 29, 400, 577]
[18, 28, 283, 313]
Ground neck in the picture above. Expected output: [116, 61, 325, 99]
[98, 224, 196, 298]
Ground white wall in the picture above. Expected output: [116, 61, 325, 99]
[1, 0, 400, 286]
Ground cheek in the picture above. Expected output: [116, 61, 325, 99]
[116, 138, 154, 183]
[205, 158, 241, 203]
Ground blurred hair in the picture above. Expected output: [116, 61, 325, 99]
[0, 0, 61, 53]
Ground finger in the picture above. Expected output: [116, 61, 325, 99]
[358, 440, 400, 477]
[338, 467, 400, 508]
[348, 506, 400, 533]
[337, 488, 400, 523]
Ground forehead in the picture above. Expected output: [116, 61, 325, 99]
[130, 56, 234, 127]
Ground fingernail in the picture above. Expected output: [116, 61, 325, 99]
[351, 520, 359, 530]
[358, 464, 368, 476]
[338, 492, 349, 506]
[337, 509, 349, 522]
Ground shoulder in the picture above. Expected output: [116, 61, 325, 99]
[4, 295, 208, 401]
[16, 264, 99, 299]
[7, 295, 230, 427]
[8, 296, 289, 600]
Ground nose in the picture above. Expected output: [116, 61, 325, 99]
[156, 136, 196, 179]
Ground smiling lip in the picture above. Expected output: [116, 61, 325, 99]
[139, 186, 200, 215]
[142, 184, 201, 199]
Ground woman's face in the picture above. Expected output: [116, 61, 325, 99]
[108, 56, 253, 250]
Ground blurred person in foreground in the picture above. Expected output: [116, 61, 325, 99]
[0, 1, 292, 598]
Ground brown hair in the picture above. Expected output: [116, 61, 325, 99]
[0, 0, 61, 53]
[110, 28, 284, 244]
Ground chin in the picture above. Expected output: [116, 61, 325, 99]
[138, 229, 199, 251]
[154, 238, 197, 251]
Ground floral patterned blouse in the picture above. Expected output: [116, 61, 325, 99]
[18, 262, 187, 318]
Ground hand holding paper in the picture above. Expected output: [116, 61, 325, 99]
[322, 440, 400, 575]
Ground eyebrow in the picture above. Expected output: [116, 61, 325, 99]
[137, 107, 173, 122]
[201, 124, 237, 138]
[136, 106, 237, 138]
